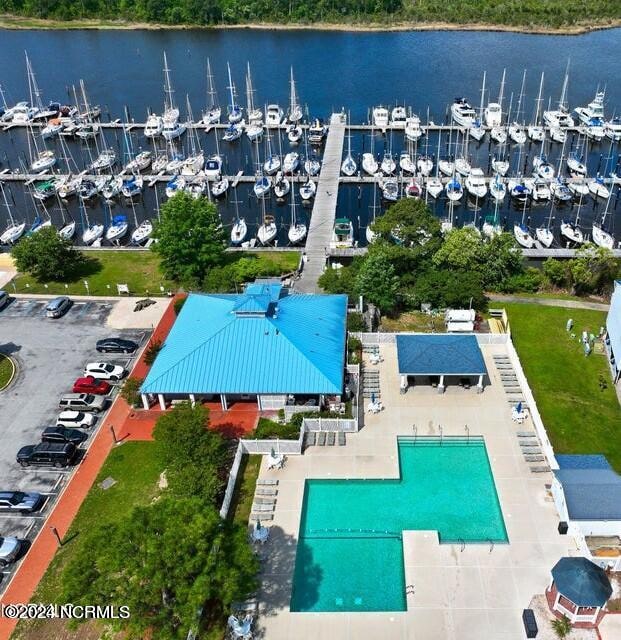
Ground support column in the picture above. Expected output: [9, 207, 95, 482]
[257, 395, 262, 411]
[400, 375, 408, 394]
[189, 394, 196, 407]
[158, 394, 166, 411]
[438, 375, 445, 394]
[477, 374, 484, 393]
[220, 394, 228, 411]
[141, 394, 150, 410]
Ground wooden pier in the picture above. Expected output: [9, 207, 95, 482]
[296, 113, 346, 293]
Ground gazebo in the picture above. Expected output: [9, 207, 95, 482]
[547, 557, 612, 625]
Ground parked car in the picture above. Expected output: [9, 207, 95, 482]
[56, 411, 96, 429]
[0, 290, 10, 311]
[84, 362, 126, 381]
[58, 393, 106, 413]
[16, 442, 78, 468]
[96, 337, 138, 354]
[0, 536, 22, 566]
[0, 491, 44, 514]
[72, 376, 111, 395]
[41, 426, 88, 446]
[45, 296, 72, 318]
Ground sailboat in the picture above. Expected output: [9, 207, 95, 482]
[528, 72, 546, 142]
[399, 150, 416, 174]
[245, 64, 263, 142]
[366, 180, 379, 244]
[513, 200, 535, 248]
[226, 63, 243, 124]
[482, 200, 503, 239]
[106, 213, 129, 243]
[181, 96, 204, 176]
[489, 174, 506, 201]
[283, 151, 300, 175]
[341, 119, 357, 176]
[58, 206, 76, 241]
[426, 133, 443, 199]
[543, 61, 574, 129]
[469, 72, 486, 141]
[445, 176, 463, 201]
[287, 123, 302, 144]
[288, 68, 303, 123]
[0, 184, 26, 245]
[263, 132, 281, 175]
[508, 70, 527, 144]
[230, 188, 247, 245]
[485, 69, 504, 129]
[287, 182, 306, 245]
[592, 188, 615, 249]
[161, 53, 186, 141]
[273, 171, 290, 199]
[81, 200, 104, 245]
[204, 123, 223, 179]
[560, 192, 585, 246]
[588, 175, 610, 199]
[257, 199, 277, 245]
[535, 207, 555, 248]
[202, 59, 221, 125]
[131, 188, 155, 245]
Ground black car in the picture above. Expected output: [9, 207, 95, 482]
[0, 491, 44, 514]
[96, 337, 139, 354]
[41, 426, 88, 446]
[16, 442, 77, 468]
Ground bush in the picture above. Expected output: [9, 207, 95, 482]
[173, 296, 186, 315]
[144, 339, 162, 366]
[498, 268, 543, 294]
[120, 377, 143, 408]
[543, 258, 568, 287]
[347, 312, 366, 332]
[252, 417, 300, 440]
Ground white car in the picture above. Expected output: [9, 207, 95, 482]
[84, 362, 127, 381]
[56, 411, 96, 429]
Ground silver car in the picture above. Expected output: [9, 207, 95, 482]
[0, 536, 22, 566]
[46, 296, 72, 318]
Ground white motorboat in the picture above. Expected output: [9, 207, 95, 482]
[381, 153, 396, 175]
[75, 122, 100, 140]
[438, 159, 455, 176]
[465, 168, 487, 199]
[11, 102, 38, 123]
[489, 175, 506, 201]
[451, 97, 476, 128]
[530, 179, 551, 202]
[162, 111, 186, 141]
[266, 104, 284, 127]
[491, 158, 510, 176]
[550, 178, 573, 202]
[391, 105, 407, 128]
[1, 101, 31, 123]
[362, 153, 378, 175]
[106, 214, 129, 242]
[101, 176, 123, 200]
[257, 214, 277, 245]
[513, 223, 535, 248]
[372, 106, 389, 131]
[404, 116, 423, 141]
[605, 116, 621, 142]
[253, 175, 272, 198]
[426, 176, 443, 199]
[144, 113, 163, 138]
[330, 218, 354, 249]
[582, 118, 605, 142]
[230, 217, 247, 245]
[544, 108, 574, 129]
[246, 121, 263, 142]
[287, 124, 302, 144]
[560, 220, 584, 245]
[273, 173, 290, 198]
[31, 150, 56, 172]
[469, 118, 485, 141]
[32, 179, 57, 201]
[211, 175, 229, 198]
[131, 219, 153, 245]
[528, 125, 545, 142]
[90, 148, 116, 172]
[165, 175, 186, 199]
[575, 90, 605, 126]
[299, 179, 316, 201]
[223, 124, 242, 142]
[592, 223, 614, 250]
[549, 127, 566, 144]
[445, 177, 463, 201]
[417, 155, 433, 176]
[308, 119, 326, 144]
[381, 177, 399, 201]
[589, 176, 610, 199]
[204, 154, 223, 179]
[283, 152, 300, 175]
[399, 151, 415, 174]
[455, 157, 471, 177]
[59, 221, 76, 241]
[41, 118, 63, 139]
[121, 175, 143, 198]
[485, 103, 502, 128]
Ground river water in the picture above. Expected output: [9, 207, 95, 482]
[1, 27, 621, 246]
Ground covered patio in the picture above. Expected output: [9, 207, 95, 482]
[396, 334, 488, 394]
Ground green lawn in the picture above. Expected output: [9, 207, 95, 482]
[381, 311, 443, 333]
[505, 304, 621, 471]
[0, 354, 15, 390]
[9, 249, 300, 296]
[228, 455, 262, 526]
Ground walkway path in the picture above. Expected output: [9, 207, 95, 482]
[0, 297, 178, 640]
[295, 113, 346, 293]
[489, 294, 610, 311]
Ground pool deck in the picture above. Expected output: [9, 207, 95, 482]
[254, 342, 577, 640]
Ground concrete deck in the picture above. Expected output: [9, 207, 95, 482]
[253, 341, 576, 640]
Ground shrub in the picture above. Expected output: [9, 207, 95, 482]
[173, 296, 186, 315]
[543, 258, 568, 287]
[144, 339, 162, 366]
[347, 312, 366, 332]
[498, 268, 543, 294]
[120, 377, 143, 408]
[252, 417, 300, 440]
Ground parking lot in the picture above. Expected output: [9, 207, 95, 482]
[0, 298, 148, 590]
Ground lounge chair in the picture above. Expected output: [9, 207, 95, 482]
[327, 432, 336, 446]
[251, 503, 275, 512]
[317, 432, 326, 446]
[257, 479, 279, 486]
[524, 455, 545, 462]
[516, 431, 536, 437]
[519, 441, 540, 448]
[251, 511, 273, 522]
[256, 487, 277, 496]
[338, 432, 346, 446]
[253, 497, 276, 505]
[530, 465, 550, 473]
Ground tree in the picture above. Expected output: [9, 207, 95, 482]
[120, 376, 143, 408]
[355, 249, 400, 313]
[567, 244, 619, 295]
[371, 198, 441, 248]
[480, 233, 524, 289]
[543, 258, 569, 288]
[62, 497, 259, 640]
[11, 226, 83, 282]
[551, 614, 572, 639]
[411, 269, 487, 310]
[152, 192, 226, 285]
[432, 227, 483, 272]
[153, 403, 226, 502]
[318, 262, 359, 298]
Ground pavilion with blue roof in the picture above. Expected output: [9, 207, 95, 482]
[396, 334, 488, 393]
[140, 280, 348, 411]
[605, 280, 621, 385]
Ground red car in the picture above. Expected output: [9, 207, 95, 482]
[72, 376, 111, 395]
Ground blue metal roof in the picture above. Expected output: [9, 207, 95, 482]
[554, 461, 621, 520]
[552, 557, 612, 607]
[396, 334, 487, 376]
[556, 454, 612, 470]
[141, 289, 347, 395]
[606, 280, 621, 373]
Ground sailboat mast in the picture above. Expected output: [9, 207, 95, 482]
[516, 70, 526, 124]
[207, 58, 218, 109]
[498, 69, 505, 106]
[227, 63, 235, 109]
[163, 52, 175, 112]
[559, 59, 570, 110]
[479, 71, 486, 120]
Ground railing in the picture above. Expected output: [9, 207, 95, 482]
[283, 404, 319, 421]
[350, 331, 508, 345]
[240, 439, 302, 454]
[303, 417, 358, 432]
[219, 441, 244, 519]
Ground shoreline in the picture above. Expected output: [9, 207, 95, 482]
[0, 14, 620, 36]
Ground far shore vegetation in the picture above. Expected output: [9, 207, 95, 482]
[0, 1, 620, 33]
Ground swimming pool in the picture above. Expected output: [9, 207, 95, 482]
[290, 437, 508, 612]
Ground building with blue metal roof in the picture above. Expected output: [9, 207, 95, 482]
[395, 334, 488, 393]
[140, 281, 348, 411]
[605, 280, 621, 384]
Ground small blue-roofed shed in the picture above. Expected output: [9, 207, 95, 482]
[141, 280, 348, 411]
[395, 334, 488, 393]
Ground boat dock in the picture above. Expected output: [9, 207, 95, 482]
[328, 246, 621, 258]
[296, 113, 346, 293]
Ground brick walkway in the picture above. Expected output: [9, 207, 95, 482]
[0, 297, 179, 640]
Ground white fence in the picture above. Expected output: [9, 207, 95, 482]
[351, 332, 508, 346]
[240, 438, 303, 454]
[303, 417, 358, 432]
[283, 404, 320, 420]
[219, 441, 244, 519]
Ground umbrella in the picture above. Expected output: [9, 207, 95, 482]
[516, 402, 522, 414]
[371, 392, 376, 404]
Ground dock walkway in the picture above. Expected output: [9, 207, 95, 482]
[296, 113, 346, 293]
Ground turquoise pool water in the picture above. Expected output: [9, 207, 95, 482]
[290, 437, 508, 612]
